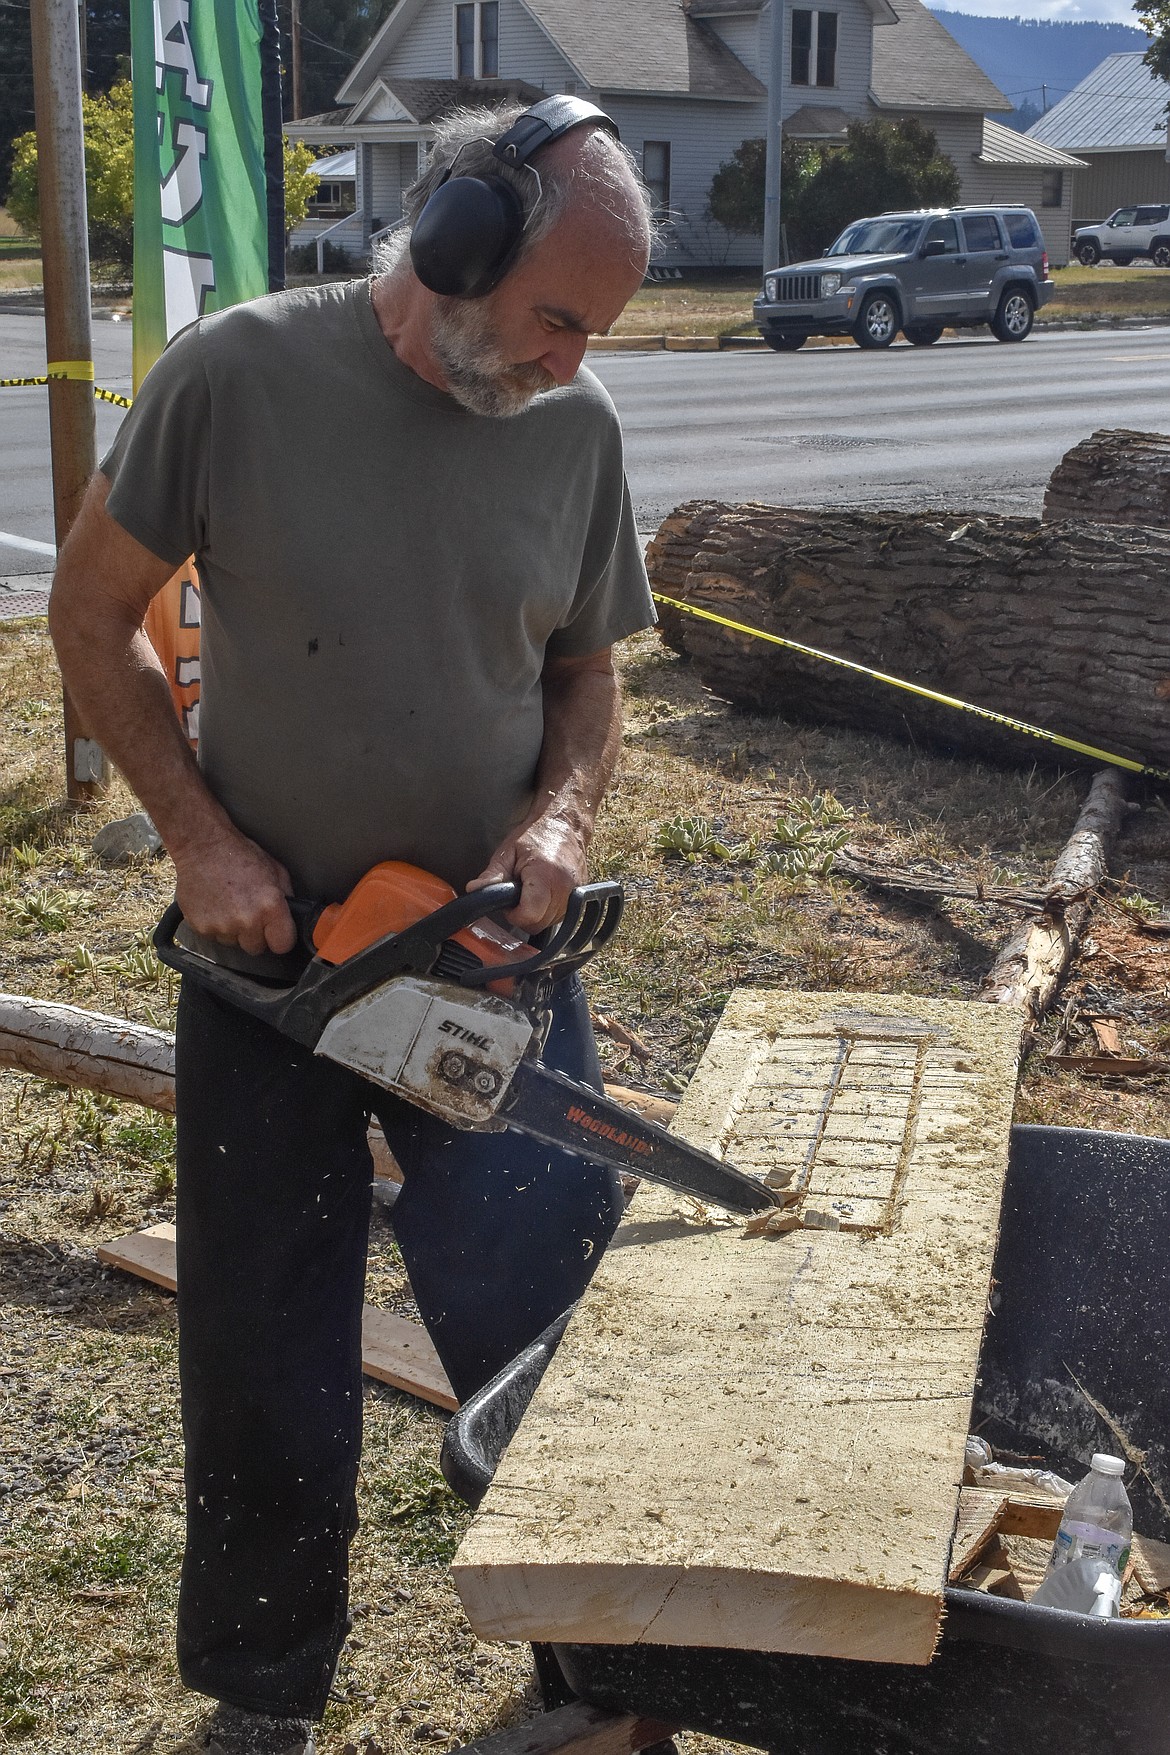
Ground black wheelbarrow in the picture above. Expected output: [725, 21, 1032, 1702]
[441, 1126, 1170, 1755]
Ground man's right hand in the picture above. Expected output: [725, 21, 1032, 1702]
[172, 828, 297, 957]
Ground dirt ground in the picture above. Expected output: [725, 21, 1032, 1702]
[1, 614, 1168, 1753]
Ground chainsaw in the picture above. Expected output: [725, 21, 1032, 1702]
[154, 861, 776, 1215]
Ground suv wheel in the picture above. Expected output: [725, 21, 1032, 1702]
[991, 287, 1034, 343]
[1153, 240, 1170, 269]
[854, 291, 899, 350]
[764, 333, 806, 352]
[1076, 240, 1100, 266]
[903, 323, 943, 347]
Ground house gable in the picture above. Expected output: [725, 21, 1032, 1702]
[349, 80, 420, 125]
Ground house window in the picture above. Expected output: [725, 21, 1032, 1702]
[454, 2, 498, 79]
[1041, 170, 1063, 208]
[643, 141, 671, 215]
[792, 10, 837, 87]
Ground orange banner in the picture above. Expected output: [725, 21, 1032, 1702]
[144, 560, 202, 745]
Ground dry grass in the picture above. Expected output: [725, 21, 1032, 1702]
[1, 615, 1168, 1751]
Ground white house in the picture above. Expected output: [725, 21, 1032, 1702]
[288, 0, 1083, 267]
[1027, 52, 1170, 224]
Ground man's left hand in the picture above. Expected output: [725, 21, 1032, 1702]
[468, 811, 588, 934]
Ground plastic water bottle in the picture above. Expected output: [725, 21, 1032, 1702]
[1031, 1453, 1132, 1615]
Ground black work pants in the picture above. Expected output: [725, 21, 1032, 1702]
[173, 974, 623, 1718]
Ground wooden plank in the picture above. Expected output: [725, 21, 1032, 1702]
[453, 990, 1019, 1666]
[97, 1224, 456, 1411]
[459, 1702, 676, 1755]
[948, 1489, 1007, 1581]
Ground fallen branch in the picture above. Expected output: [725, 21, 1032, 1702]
[979, 768, 1130, 1036]
[834, 849, 1046, 910]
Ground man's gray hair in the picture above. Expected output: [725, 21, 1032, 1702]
[373, 102, 657, 279]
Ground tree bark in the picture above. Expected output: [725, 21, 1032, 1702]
[979, 768, 1129, 1031]
[646, 503, 1170, 770]
[1044, 428, 1170, 528]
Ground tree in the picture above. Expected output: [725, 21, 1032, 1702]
[9, 79, 135, 268]
[275, 0, 397, 117]
[706, 120, 960, 261]
[707, 137, 820, 240]
[0, 2, 130, 203]
[10, 78, 318, 267]
[1136, 0, 1170, 83]
[789, 120, 960, 258]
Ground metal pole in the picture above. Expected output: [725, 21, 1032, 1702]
[762, 0, 785, 272]
[29, 0, 108, 802]
[77, 0, 87, 91]
[290, 0, 302, 120]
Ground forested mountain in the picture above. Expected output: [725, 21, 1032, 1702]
[927, 9, 1152, 129]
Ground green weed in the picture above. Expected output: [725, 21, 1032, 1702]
[367, 1455, 470, 1568]
[1118, 891, 1161, 921]
[43, 1520, 183, 1592]
[10, 886, 93, 932]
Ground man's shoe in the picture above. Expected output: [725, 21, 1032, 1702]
[203, 1703, 317, 1755]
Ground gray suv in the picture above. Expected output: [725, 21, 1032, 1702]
[753, 207, 1055, 351]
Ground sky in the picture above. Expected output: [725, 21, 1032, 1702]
[930, 0, 1147, 24]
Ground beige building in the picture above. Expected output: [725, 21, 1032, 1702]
[1028, 52, 1170, 225]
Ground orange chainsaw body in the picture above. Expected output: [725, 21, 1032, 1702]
[311, 861, 530, 987]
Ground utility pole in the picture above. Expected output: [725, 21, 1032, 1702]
[762, 0, 785, 272]
[77, 0, 87, 91]
[291, 0, 303, 120]
[29, 0, 108, 802]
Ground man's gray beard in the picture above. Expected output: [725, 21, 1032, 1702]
[429, 296, 558, 418]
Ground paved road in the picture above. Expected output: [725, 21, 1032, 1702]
[2, 314, 1169, 581]
[590, 324, 1170, 529]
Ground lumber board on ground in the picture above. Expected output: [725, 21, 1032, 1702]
[453, 990, 1019, 1666]
[97, 1224, 456, 1410]
[459, 1702, 676, 1755]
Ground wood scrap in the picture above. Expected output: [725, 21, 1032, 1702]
[457, 1701, 677, 1755]
[453, 989, 1020, 1666]
[1133, 1532, 1170, 1597]
[979, 768, 1130, 1037]
[948, 1489, 1007, 1580]
[97, 1223, 456, 1410]
[1044, 1055, 1170, 1077]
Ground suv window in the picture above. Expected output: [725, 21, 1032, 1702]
[922, 217, 960, 253]
[826, 217, 924, 256]
[962, 214, 1002, 252]
[1004, 212, 1039, 248]
[1136, 206, 1170, 225]
[1110, 209, 1137, 228]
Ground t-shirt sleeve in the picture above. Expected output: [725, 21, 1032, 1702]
[99, 322, 211, 567]
[546, 401, 657, 659]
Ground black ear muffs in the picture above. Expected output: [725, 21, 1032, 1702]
[409, 96, 620, 300]
[409, 173, 526, 299]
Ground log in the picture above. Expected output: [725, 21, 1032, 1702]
[1044, 428, 1170, 528]
[979, 768, 1128, 1028]
[453, 989, 1020, 1666]
[646, 503, 1170, 771]
[0, 995, 676, 1182]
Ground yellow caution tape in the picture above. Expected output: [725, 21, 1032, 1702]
[651, 590, 1170, 784]
[46, 358, 94, 381]
[0, 374, 132, 408]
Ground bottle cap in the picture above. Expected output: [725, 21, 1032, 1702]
[1091, 1453, 1125, 1476]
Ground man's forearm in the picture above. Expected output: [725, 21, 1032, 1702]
[530, 662, 623, 846]
[50, 600, 231, 859]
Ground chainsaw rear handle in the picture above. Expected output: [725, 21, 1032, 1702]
[154, 878, 623, 1048]
[154, 881, 523, 1046]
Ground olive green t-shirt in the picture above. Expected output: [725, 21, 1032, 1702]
[101, 279, 654, 899]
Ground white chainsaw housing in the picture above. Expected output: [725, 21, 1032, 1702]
[314, 975, 538, 1128]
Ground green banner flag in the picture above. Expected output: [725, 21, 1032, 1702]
[131, 0, 278, 392]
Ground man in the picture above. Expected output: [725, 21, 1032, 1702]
[50, 102, 655, 1755]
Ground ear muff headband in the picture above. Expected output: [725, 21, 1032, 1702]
[409, 97, 620, 300]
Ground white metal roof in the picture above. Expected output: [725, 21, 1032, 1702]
[1027, 53, 1170, 154]
[978, 118, 1086, 169]
[310, 148, 356, 180]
